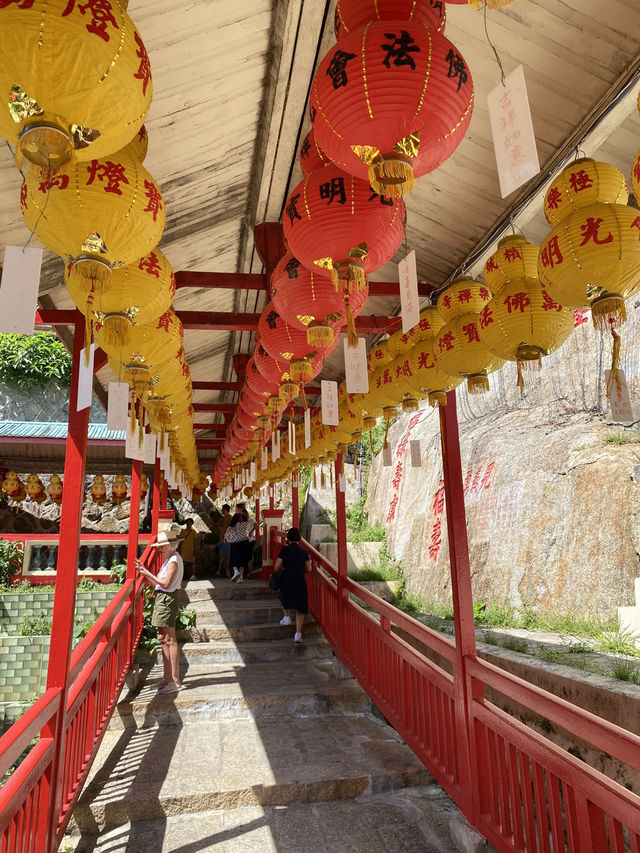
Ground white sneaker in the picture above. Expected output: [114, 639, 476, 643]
[294, 633, 303, 644]
[280, 616, 292, 626]
[231, 569, 240, 583]
[237, 575, 243, 583]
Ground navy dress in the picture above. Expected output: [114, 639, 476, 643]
[278, 543, 310, 613]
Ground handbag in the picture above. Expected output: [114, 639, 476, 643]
[268, 569, 283, 591]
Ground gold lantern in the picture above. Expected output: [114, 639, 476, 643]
[0, 1, 152, 169]
[46, 474, 63, 504]
[21, 151, 165, 291]
[483, 235, 540, 292]
[405, 339, 462, 407]
[2, 471, 25, 502]
[538, 159, 640, 329]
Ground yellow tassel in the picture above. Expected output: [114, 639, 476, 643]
[344, 293, 358, 348]
[101, 314, 133, 348]
[68, 258, 111, 294]
[467, 375, 490, 395]
[300, 386, 308, 409]
[290, 359, 313, 383]
[607, 328, 623, 400]
[369, 153, 415, 198]
[591, 293, 627, 331]
[516, 344, 543, 369]
[469, 0, 517, 7]
[516, 361, 525, 396]
[428, 391, 447, 407]
[335, 258, 366, 292]
[307, 321, 335, 348]
[402, 397, 419, 412]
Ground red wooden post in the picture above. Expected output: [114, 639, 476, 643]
[335, 455, 348, 657]
[126, 460, 142, 581]
[269, 484, 274, 510]
[161, 475, 168, 510]
[291, 473, 299, 528]
[42, 314, 90, 852]
[151, 457, 161, 536]
[254, 497, 260, 526]
[439, 391, 481, 820]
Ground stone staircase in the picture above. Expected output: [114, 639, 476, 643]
[68, 579, 478, 852]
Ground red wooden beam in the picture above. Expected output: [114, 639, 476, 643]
[193, 423, 228, 433]
[192, 381, 240, 392]
[192, 403, 237, 413]
[253, 222, 287, 293]
[195, 439, 224, 449]
[233, 353, 250, 384]
[174, 271, 267, 290]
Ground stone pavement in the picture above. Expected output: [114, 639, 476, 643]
[68, 579, 488, 852]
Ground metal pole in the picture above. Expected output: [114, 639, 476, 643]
[439, 391, 480, 819]
[42, 314, 90, 852]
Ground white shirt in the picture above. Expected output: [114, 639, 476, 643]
[155, 552, 184, 593]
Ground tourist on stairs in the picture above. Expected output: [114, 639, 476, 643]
[274, 527, 311, 643]
[136, 523, 184, 694]
[225, 506, 253, 582]
[178, 517, 198, 580]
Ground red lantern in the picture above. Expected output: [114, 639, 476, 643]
[254, 343, 288, 385]
[309, 22, 473, 197]
[334, 0, 445, 40]
[282, 164, 404, 342]
[299, 128, 332, 175]
[245, 355, 279, 404]
[258, 303, 327, 384]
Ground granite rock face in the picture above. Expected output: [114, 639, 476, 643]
[366, 309, 640, 619]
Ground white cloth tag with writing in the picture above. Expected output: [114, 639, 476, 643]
[0, 246, 42, 334]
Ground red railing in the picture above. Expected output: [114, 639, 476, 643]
[0, 544, 156, 852]
[288, 532, 640, 853]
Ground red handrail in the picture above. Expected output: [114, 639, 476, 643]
[0, 546, 156, 852]
[291, 533, 640, 852]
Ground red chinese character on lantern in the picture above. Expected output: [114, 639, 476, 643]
[62, 0, 119, 43]
[631, 217, 640, 240]
[441, 294, 452, 310]
[540, 289, 562, 312]
[134, 32, 152, 96]
[485, 256, 498, 273]
[138, 251, 162, 278]
[462, 322, 479, 343]
[579, 217, 613, 246]
[417, 350, 433, 370]
[504, 291, 530, 314]
[432, 480, 445, 515]
[0, 0, 35, 7]
[86, 159, 129, 195]
[382, 369, 392, 384]
[374, 349, 384, 360]
[481, 461, 495, 489]
[419, 317, 431, 331]
[157, 312, 171, 332]
[503, 247, 522, 263]
[38, 173, 69, 193]
[143, 179, 163, 221]
[439, 332, 455, 353]
[396, 360, 412, 378]
[546, 186, 562, 209]
[457, 288, 471, 303]
[540, 236, 563, 269]
[428, 519, 442, 561]
[479, 287, 490, 301]
[573, 309, 589, 328]
[569, 169, 593, 194]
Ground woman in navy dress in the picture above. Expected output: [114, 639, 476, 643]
[275, 527, 311, 643]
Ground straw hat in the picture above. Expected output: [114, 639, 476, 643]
[149, 522, 182, 548]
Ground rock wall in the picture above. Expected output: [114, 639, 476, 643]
[366, 309, 640, 619]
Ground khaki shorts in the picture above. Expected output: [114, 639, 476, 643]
[151, 591, 179, 628]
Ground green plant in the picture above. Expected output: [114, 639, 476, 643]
[77, 576, 102, 590]
[110, 563, 127, 585]
[596, 629, 640, 658]
[538, 717, 553, 734]
[19, 612, 52, 635]
[349, 565, 402, 582]
[610, 660, 640, 683]
[0, 332, 72, 389]
[0, 539, 23, 587]
[603, 433, 640, 445]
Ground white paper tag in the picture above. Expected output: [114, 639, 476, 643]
[107, 382, 129, 431]
[126, 418, 144, 461]
[261, 446, 268, 470]
[344, 337, 369, 394]
[321, 380, 339, 426]
[488, 65, 540, 198]
[605, 370, 635, 424]
[382, 446, 392, 467]
[0, 246, 42, 334]
[77, 343, 95, 411]
[410, 440, 421, 467]
[250, 461, 257, 481]
[272, 429, 280, 461]
[288, 419, 296, 455]
[304, 408, 311, 448]
[398, 250, 419, 333]
[143, 432, 157, 465]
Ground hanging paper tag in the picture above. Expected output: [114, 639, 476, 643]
[344, 337, 369, 394]
[0, 246, 42, 334]
[338, 473, 346, 492]
[107, 382, 129, 431]
[382, 446, 392, 467]
[410, 439, 422, 468]
[398, 250, 419, 333]
[250, 461, 257, 481]
[126, 418, 144, 461]
[288, 419, 296, 455]
[321, 380, 339, 426]
[488, 65, 540, 198]
[143, 432, 157, 465]
[77, 343, 95, 411]
[272, 429, 280, 461]
[261, 446, 268, 470]
[605, 370, 635, 425]
[304, 408, 311, 448]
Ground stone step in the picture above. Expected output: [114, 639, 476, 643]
[73, 715, 432, 831]
[70, 785, 461, 852]
[177, 615, 319, 643]
[179, 578, 272, 604]
[177, 635, 331, 665]
[235, 620, 321, 643]
[185, 598, 285, 627]
[110, 661, 370, 729]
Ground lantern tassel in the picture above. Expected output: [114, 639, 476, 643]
[428, 391, 447, 408]
[68, 259, 111, 294]
[468, 375, 490, 395]
[344, 294, 358, 347]
[101, 314, 133, 349]
[607, 327, 623, 400]
[130, 391, 136, 436]
[138, 408, 145, 446]
[591, 293, 627, 332]
[300, 386, 308, 410]
[369, 153, 415, 199]
[516, 360, 525, 396]
[307, 320, 335, 349]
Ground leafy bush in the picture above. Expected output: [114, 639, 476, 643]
[19, 613, 52, 635]
[0, 540, 22, 587]
[0, 332, 71, 389]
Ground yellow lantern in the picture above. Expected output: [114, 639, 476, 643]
[386, 306, 445, 357]
[435, 316, 503, 395]
[404, 339, 462, 407]
[89, 475, 107, 505]
[21, 150, 165, 290]
[538, 159, 640, 329]
[25, 474, 46, 503]
[437, 276, 492, 323]
[119, 125, 149, 163]
[478, 277, 574, 392]
[483, 235, 540, 292]
[2, 471, 25, 502]
[65, 249, 175, 348]
[0, 1, 152, 169]
[46, 474, 63, 504]
[98, 309, 183, 376]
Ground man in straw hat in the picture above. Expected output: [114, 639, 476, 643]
[136, 522, 184, 694]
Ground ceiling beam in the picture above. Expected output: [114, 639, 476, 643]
[193, 423, 228, 433]
[192, 403, 237, 414]
[192, 381, 240, 392]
